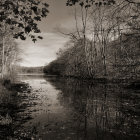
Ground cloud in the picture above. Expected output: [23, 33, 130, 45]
[15, 0, 76, 67]
[17, 32, 69, 67]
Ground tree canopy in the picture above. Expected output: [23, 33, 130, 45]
[0, 0, 49, 42]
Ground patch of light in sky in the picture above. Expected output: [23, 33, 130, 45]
[17, 32, 69, 67]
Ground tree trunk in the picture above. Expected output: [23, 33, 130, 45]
[1, 36, 5, 79]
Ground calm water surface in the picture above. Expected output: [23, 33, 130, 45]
[0, 75, 140, 140]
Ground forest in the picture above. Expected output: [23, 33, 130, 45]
[44, 0, 140, 80]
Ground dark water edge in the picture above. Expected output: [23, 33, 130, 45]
[0, 75, 140, 140]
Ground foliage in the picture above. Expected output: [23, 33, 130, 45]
[0, 0, 49, 42]
[44, 0, 139, 79]
[44, 33, 140, 79]
[44, 59, 66, 75]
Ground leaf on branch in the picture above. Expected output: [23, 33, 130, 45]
[30, 35, 35, 38]
[20, 35, 26, 40]
[29, 0, 40, 5]
[13, 32, 25, 40]
[13, 34, 19, 39]
[31, 23, 37, 29]
[80, 2, 84, 7]
[43, 3, 49, 7]
[32, 38, 37, 43]
[42, 8, 49, 17]
[38, 36, 43, 39]
[34, 29, 41, 33]
[19, 32, 24, 35]
[31, 6, 38, 14]
[34, 16, 41, 21]
[25, 26, 32, 33]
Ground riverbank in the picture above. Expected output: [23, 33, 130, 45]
[44, 74, 140, 90]
[0, 78, 32, 139]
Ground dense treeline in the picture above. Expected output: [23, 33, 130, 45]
[44, 1, 140, 79]
[44, 36, 140, 79]
[18, 66, 44, 74]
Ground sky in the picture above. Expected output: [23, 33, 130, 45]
[18, 0, 75, 67]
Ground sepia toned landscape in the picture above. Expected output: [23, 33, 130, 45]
[0, 0, 140, 140]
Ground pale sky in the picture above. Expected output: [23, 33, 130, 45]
[18, 0, 75, 67]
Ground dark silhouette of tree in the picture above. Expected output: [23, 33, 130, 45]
[0, 0, 49, 42]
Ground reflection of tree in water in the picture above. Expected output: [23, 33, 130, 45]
[46, 77, 140, 140]
[0, 85, 37, 139]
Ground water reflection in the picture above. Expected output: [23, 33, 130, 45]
[0, 75, 140, 140]
[45, 77, 140, 140]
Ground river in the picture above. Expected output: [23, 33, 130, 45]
[0, 75, 140, 140]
